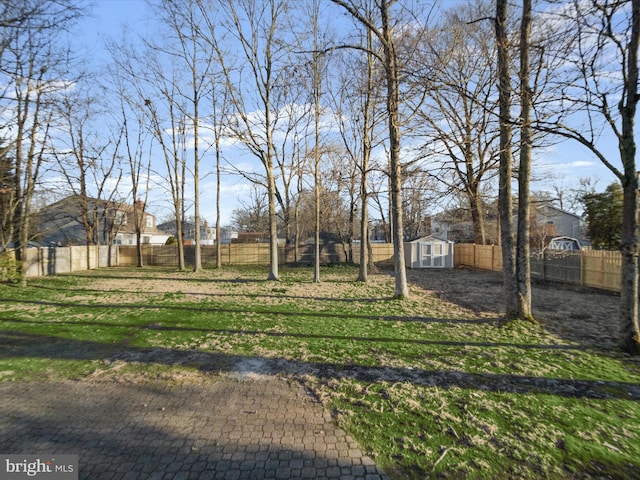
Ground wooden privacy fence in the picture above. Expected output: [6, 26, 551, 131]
[454, 243, 622, 292]
[117, 243, 396, 268]
[580, 250, 622, 291]
[5, 243, 393, 278]
[9, 243, 622, 292]
[9, 245, 117, 278]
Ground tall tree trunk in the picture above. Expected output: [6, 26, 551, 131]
[215, 145, 222, 269]
[357, 165, 369, 282]
[621, 177, 639, 353]
[294, 174, 301, 265]
[178, 153, 187, 270]
[357, 22, 376, 283]
[136, 230, 143, 268]
[380, 0, 408, 298]
[267, 165, 279, 281]
[313, 0, 321, 283]
[18, 79, 47, 286]
[516, 0, 534, 322]
[192, 38, 202, 273]
[134, 201, 143, 268]
[193, 154, 201, 273]
[469, 184, 486, 245]
[13, 81, 26, 281]
[621, 0, 640, 354]
[495, 0, 518, 318]
[313, 151, 320, 282]
[176, 218, 185, 270]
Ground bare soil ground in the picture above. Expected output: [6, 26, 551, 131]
[81, 266, 624, 352]
[406, 267, 622, 350]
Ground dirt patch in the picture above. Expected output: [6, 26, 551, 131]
[63, 266, 626, 352]
[80, 269, 390, 306]
[406, 267, 622, 349]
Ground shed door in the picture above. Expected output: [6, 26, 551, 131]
[420, 243, 444, 268]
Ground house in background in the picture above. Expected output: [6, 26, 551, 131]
[533, 202, 583, 240]
[37, 196, 170, 246]
[157, 220, 238, 245]
[430, 216, 476, 243]
[429, 210, 498, 244]
[429, 199, 586, 249]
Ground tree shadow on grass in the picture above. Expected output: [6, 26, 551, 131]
[26, 273, 266, 284]
[1, 329, 639, 401]
[1, 314, 577, 351]
[28, 284, 392, 304]
[0, 296, 496, 325]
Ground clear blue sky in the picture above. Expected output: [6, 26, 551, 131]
[70, 0, 620, 225]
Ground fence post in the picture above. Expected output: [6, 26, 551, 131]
[490, 244, 493, 271]
[473, 243, 477, 269]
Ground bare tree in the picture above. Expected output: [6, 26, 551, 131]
[143, 90, 188, 270]
[0, 0, 82, 284]
[420, 2, 500, 245]
[230, 184, 270, 232]
[332, 0, 430, 298]
[323, 146, 359, 263]
[311, 0, 323, 282]
[53, 87, 121, 268]
[201, 0, 293, 281]
[537, 0, 640, 352]
[155, 0, 215, 273]
[402, 166, 439, 240]
[107, 27, 191, 270]
[329, 0, 386, 281]
[120, 97, 151, 268]
[491, 0, 556, 322]
[495, 0, 518, 317]
[208, 79, 230, 269]
[515, 0, 534, 321]
[272, 93, 313, 249]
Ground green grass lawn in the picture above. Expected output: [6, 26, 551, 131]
[1, 265, 639, 479]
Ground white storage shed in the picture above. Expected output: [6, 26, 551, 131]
[404, 236, 454, 269]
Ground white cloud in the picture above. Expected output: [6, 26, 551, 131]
[568, 160, 594, 168]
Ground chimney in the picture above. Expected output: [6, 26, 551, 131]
[134, 199, 145, 211]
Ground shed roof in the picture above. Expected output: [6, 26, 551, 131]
[548, 236, 582, 251]
[407, 235, 453, 244]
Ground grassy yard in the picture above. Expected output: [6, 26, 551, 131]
[0, 265, 639, 479]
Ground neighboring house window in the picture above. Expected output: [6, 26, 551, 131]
[114, 210, 127, 226]
[146, 215, 153, 228]
[114, 235, 122, 245]
[143, 236, 150, 244]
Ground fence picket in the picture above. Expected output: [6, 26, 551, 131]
[453, 243, 621, 292]
[14, 242, 623, 292]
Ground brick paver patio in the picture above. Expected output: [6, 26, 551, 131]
[0, 373, 390, 479]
